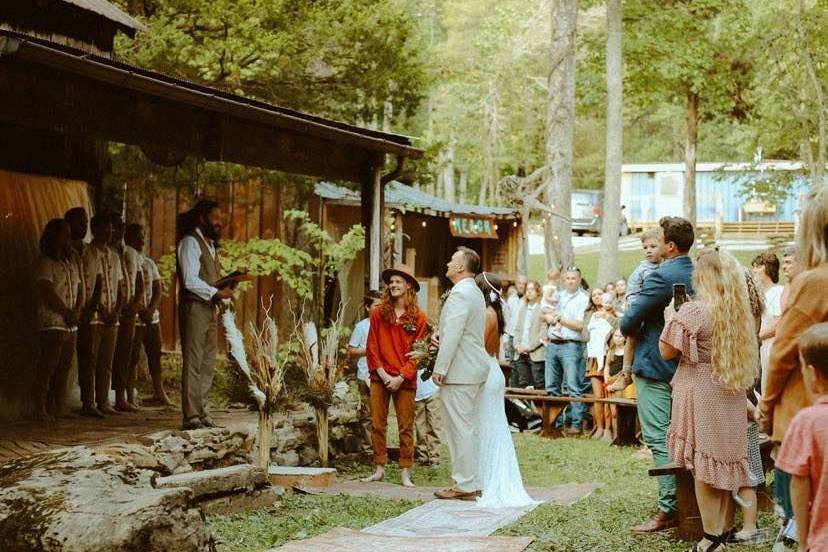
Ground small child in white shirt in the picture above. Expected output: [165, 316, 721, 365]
[608, 227, 664, 392]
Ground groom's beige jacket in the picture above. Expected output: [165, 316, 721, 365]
[433, 277, 491, 384]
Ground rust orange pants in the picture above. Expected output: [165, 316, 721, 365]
[369, 380, 415, 468]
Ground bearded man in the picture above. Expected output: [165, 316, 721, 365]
[176, 200, 234, 430]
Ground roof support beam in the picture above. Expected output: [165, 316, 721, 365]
[0, 56, 402, 183]
[362, 160, 385, 291]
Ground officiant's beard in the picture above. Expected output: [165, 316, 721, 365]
[201, 221, 222, 242]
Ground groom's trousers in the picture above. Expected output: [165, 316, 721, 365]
[439, 383, 483, 492]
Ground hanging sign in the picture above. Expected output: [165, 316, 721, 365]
[449, 215, 498, 239]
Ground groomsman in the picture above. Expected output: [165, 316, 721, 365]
[82, 214, 124, 416]
[33, 219, 83, 420]
[177, 200, 233, 430]
[362, 264, 428, 487]
[111, 215, 144, 412]
[125, 223, 172, 407]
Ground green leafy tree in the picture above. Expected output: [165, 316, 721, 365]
[116, 0, 428, 125]
[624, 0, 754, 227]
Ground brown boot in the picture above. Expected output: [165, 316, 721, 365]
[629, 511, 677, 533]
[434, 488, 481, 501]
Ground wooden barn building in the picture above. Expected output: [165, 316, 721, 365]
[0, 0, 421, 421]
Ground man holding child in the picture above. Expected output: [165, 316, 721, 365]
[620, 216, 695, 533]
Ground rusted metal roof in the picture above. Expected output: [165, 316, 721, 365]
[59, 0, 147, 33]
[316, 181, 519, 219]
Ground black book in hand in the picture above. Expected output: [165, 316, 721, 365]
[214, 270, 250, 290]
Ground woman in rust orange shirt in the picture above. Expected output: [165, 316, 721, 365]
[362, 264, 428, 487]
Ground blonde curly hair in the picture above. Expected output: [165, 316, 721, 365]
[693, 249, 759, 391]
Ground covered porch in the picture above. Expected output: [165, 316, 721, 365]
[0, 29, 422, 421]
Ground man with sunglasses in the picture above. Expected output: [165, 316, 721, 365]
[542, 266, 590, 434]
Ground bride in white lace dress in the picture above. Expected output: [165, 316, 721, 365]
[474, 272, 535, 508]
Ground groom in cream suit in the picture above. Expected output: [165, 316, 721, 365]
[433, 246, 491, 500]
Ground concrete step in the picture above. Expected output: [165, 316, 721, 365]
[268, 466, 337, 488]
[200, 485, 286, 515]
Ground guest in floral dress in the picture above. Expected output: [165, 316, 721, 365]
[659, 249, 759, 552]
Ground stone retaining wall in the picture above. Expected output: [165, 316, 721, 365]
[269, 403, 367, 467]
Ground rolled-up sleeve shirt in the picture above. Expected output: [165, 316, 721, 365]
[176, 228, 218, 302]
[551, 289, 589, 341]
[366, 307, 428, 390]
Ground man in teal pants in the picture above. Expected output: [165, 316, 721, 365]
[620, 217, 695, 533]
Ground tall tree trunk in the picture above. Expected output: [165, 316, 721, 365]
[382, 98, 393, 133]
[480, 82, 499, 205]
[597, 0, 623, 286]
[544, 0, 578, 272]
[796, 0, 826, 190]
[519, 208, 531, 277]
[458, 171, 468, 203]
[683, 88, 699, 228]
[443, 142, 456, 202]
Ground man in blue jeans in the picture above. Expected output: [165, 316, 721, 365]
[620, 216, 695, 534]
[543, 267, 590, 434]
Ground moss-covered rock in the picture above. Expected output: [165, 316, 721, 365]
[0, 447, 214, 551]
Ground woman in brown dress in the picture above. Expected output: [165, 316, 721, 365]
[659, 249, 758, 552]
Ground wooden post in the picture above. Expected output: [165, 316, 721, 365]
[361, 161, 384, 291]
[393, 211, 403, 265]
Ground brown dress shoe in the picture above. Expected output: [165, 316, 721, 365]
[434, 488, 481, 501]
[629, 511, 677, 533]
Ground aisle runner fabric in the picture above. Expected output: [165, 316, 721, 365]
[269, 528, 533, 552]
[363, 482, 599, 538]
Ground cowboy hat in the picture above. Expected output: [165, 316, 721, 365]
[381, 264, 420, 291]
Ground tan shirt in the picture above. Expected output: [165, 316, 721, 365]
[86, 244, 123, 325]
[136, 255, 161, 326]
[118, 245, 142, 304]
[79, 243, 101, 309]
[513, 300, 547, 363]
[34, 254, 81, 331]
[760, 264, 828, 442]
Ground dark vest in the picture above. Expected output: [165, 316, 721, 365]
[177, 231, 221, 304]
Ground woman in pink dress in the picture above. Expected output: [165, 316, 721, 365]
[659, 249, 759, 552]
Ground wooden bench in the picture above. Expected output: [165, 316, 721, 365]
[505, 388, 639, 446]
[647, 436, 775, 541]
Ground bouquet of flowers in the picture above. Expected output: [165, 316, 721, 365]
[409, 322, 438, 381]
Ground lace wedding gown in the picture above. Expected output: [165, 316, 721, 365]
[476, 354, 535, 508]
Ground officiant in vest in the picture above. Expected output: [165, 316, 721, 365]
[176, 200, 234, 430]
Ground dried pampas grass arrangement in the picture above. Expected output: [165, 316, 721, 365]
[222, 299, 286, 470]
[295, 302, 347, 467]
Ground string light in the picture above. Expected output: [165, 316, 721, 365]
[494, 224, 499, 230]
[512, 221, 518, 227]
[421, 221, 427, 227]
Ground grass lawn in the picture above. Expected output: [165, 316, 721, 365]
[210, 434, 779, 552]
[527, 249, 767, 287]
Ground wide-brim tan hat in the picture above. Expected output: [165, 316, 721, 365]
[381, 264, 420, 291]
